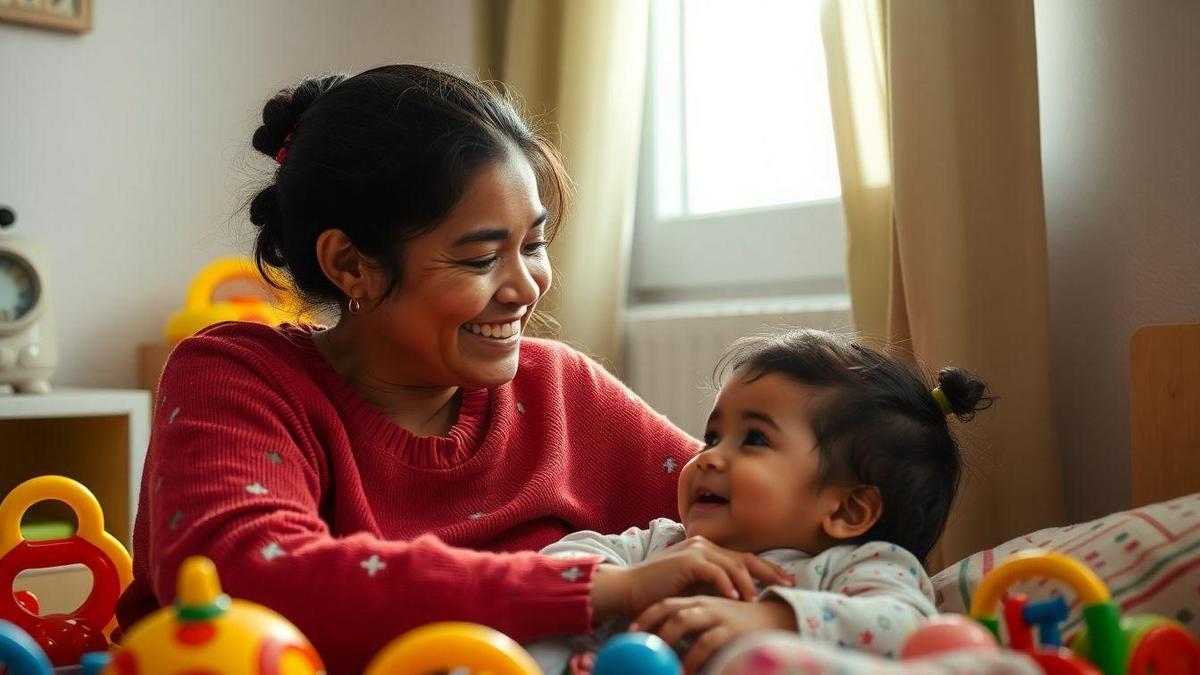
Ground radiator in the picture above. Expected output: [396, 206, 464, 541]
[625, 296, 854, 437]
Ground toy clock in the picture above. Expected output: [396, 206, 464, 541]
[0, 206, 57, 394]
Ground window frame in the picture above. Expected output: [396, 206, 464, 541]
[629, 0, 848, 302]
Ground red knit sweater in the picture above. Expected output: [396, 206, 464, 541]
[115, 322, 697, 673]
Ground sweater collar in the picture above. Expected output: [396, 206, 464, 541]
[282, 324, 493, 470]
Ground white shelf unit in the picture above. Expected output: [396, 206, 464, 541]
[0, 388, 150, 545]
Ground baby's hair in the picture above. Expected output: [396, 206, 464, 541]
[714, 329, 994, 562]
[247, 65, 570, 311]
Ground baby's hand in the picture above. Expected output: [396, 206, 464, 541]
[631, 596, 798, 674]
[590, 536, 793, 620]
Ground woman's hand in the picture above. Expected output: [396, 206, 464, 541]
[630, 596, 798, 674]
[589, 536, 793, 620]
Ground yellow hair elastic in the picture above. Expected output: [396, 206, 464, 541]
[931, 387, 953, 416]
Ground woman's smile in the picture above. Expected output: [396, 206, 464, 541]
[461, 318, 523, 340]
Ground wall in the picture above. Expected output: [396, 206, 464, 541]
[1035, 0, 1200, 521]
[0, 0, 474, 388]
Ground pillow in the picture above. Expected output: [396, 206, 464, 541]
[932, 492, 1200, 638]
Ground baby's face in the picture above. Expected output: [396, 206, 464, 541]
[677, 373, 833, 553]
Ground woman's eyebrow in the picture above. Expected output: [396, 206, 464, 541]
[451, 211, 549, 247]
[453, 228, 509, 246]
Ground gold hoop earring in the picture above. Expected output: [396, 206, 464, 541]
[348, 297, 362, 314]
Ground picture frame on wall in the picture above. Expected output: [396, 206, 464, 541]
[0, 0, 92, 34]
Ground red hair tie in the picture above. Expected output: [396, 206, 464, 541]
[274, 132, 294, 165]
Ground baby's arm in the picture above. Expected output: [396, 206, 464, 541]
[526, 519, 686, 674]
[762, 542, 937, 658]
[540, 518, 685, 566]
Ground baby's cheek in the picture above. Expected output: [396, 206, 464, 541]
[735, 465, 797, 525]
[675, 460, 697, 514]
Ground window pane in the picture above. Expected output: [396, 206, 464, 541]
[681, 0, 841, 214]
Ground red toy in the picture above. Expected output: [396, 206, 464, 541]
[0, 476, 132, 666]
[13, 591, 39, 615]
[900, 613, 1000, 660]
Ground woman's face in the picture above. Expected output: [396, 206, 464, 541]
[365, 152, 552, 388]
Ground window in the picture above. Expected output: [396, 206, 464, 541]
[630, 0, 848, 302]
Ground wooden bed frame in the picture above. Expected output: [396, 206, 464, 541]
[1130, 323, 1200, 506]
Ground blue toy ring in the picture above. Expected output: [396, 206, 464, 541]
[0, 619, 53, 675]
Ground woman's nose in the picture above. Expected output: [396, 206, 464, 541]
[495, 257, 541, 307]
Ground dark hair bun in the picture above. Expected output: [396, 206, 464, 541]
[251, 74, 349, 160]
[248, 74, 349, 283]
[936, 367, 995, 421]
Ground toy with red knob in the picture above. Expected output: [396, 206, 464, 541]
[0, 476, 132, 667]
[969, 550, 1200, 675]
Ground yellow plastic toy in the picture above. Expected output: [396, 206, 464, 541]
[0, 476, 132, 651]
[970, 549, 1200, 675]
[164, 257, 307, 344]
[105, 556, 324, 675]
[364, 622, 543, 675]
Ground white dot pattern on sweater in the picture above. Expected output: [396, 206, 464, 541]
[261, 542, 286, 561]
[361, 554, 387, 577]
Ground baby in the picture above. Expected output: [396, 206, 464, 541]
[528, 329, 993, 674]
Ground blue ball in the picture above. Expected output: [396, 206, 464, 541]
[594, 632, 682, 675]
[0, 619, 52, 675]
[80, 651, 112, 675]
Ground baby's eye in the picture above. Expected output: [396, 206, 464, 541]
[743, 429, 770, 447]
[702, 431, 719, 448]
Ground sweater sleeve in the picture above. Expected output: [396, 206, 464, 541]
[143, 334, 600, 673]
[761, 542, 937, 658]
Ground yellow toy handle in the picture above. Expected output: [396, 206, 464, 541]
[185, 257, 272, 310]
[970, 549, 1111, 618]
[364, 622, 543, 675]
[0, 475, 132, 586]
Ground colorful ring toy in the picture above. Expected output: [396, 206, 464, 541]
[970, 549, 1200, 675]
[0, 476, 131, 639]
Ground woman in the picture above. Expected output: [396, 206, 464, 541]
[115, 66, 786, 673]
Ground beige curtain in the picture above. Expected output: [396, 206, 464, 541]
[476, 0, 650, 369]
[822, 0, 1065, 567]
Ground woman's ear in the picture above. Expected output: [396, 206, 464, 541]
[315, 229, 384, 303]
[821, 485, 883, 541]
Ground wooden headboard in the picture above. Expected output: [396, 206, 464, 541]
[1130, 323, 1200, 506]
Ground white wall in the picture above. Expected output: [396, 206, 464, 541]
[1035, 0, 1200, 521]
[0, 0, 475, 388]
